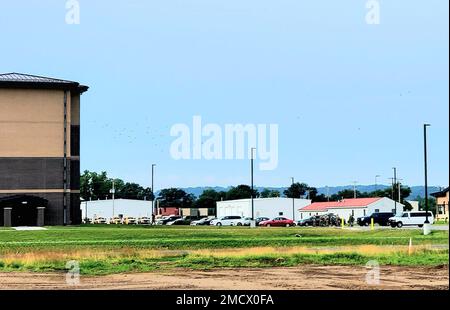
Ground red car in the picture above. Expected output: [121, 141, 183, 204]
[259, 217, 296, 227]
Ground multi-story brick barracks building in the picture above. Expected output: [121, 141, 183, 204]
[0, 73, 88, 226]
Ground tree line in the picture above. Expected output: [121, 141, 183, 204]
[81, 171, 417, 211]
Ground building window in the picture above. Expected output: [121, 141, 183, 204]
[352, 210, 354, 216]
[374, 209, 380, 213]
[363, 210, 366, 216]
[279, 212, 283, 216]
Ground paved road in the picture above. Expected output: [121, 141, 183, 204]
[345, 225, 449, 231]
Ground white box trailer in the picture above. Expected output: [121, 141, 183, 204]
[81, 199, 153, 221]
[216, 198, 311, 221]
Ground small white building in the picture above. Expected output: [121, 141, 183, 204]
[216, 198, 311, 221]
[299, 197, 404, 220]
[81, 199, 153, 220]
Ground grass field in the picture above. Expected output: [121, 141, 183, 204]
[0, 226, 448, 275]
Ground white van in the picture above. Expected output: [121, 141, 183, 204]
[210, 216, 243, 226]
[388, 211, 434, 228]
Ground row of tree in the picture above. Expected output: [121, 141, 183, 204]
[81, 170, 419, 211]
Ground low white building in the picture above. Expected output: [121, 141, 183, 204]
[81, 199, 153, 220]
[216, 198, 311, 221]
[299, 197, 404, 220]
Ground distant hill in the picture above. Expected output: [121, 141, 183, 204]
[180, 185, 443, 200]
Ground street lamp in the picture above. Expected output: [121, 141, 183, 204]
[423, 124, 431, 227]
[152, 164, 156, 223]
[291, 177, 295, 221]
[110, 178, 116, 218]
[375, 175, 381, 192]
[352, 181, 358, 198]
[392, 167, 397, 215]
[250, 148, 256, 224]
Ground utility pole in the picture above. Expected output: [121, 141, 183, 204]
[423, 124, 431, 225]
[111, 179, 115, 218]
[352, 181, 358, 199]
[291, 177, 295, 221]
[152, 164, 156, 222]
[393, 167, 397, 215]
[251, 148, 256, 222]
[375, 175, 381, 192]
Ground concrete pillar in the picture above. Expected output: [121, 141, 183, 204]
[37, 207, 45, 227]
[3, 208, 12, 227]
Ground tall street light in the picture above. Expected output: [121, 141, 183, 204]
[250, 148, 256, 222]
[152, 164, 156, 221]
[375, 175, 381, 192]
[291, 177, 295, 221]
[110, 178, 116, 218]
[352, 181, 358, 198]
[392, 167, 397, 215]
[423, 124, 431, 225]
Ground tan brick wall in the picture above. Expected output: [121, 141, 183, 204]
[0, 88, 76, 157]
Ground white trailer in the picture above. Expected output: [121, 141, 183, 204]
[81, 199, 153, 221]
[216, 198, 311, 221]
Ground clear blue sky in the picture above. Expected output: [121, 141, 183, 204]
[1, 0, 448, 190]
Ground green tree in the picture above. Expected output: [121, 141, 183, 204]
[226, 185, 259, 200]
[158, 188, 195, 208]
[260, 188, 281, 198]
[194, 189, 224, 210]
[283, 182, 309, 198]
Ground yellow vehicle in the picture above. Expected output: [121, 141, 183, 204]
[124, 217, 137, 225]
[92, 217, 107, 224]
[110, 217, 123, 225]
[138, 217, 151, 225]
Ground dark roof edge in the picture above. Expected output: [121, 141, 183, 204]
[430, 187, 449, 198]
[0, 81, 89, 94]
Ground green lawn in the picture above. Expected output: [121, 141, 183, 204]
[0, 225, 448, 251]
[0, 226, 447, 275]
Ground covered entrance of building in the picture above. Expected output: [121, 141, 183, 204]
[0, 195, 47, 227]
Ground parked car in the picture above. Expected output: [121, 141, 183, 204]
[167, 218, 190, 225]
[123, 217, 137, 225]
[138, 217, 151, 225]
[157, 215, 182, 225]
[255, 217, 270, 226]
[210, 216, 242, 226]
[109, 217, 123, 225]
[297, 215, 321, 227]
[93, 217, 107, 224]
[233, 217, 253, 226]
[191, 217, 215, 226]
[388, 211, 434, 228]
[357, 212, 394, 226]
[259, 217, 296, 227]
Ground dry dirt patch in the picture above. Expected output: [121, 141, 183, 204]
[0, 265, 447, 290]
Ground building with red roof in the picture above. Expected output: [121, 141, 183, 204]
[299, 197, 404, 220]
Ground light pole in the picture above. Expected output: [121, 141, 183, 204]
[152, 164, 156, 222]
[250, 148, 256, 222]
[291, 177, 295, 221]
[392, 167, 397, 215]
[352, 181, 358, 199]
[110, 179, 116, 218]
[375, 175, 380, 192]
[423, 124, 431, 225]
